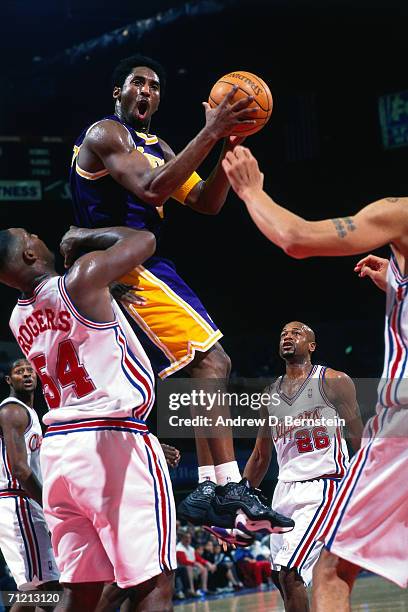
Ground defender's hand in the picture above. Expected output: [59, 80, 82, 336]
[221, 146, 264, 199]
[161, 444, 181, 468]
[203, 88, 257, 140]
[109, 282, 146, 305]
[60, 225, 88, 269]
[354, 254, 389, 292]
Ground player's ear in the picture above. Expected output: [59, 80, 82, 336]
[309, 342, 316, 354]
[4, 375, 11, 386]
[113, 86, 121, 100]
[22, 249, 37, 265]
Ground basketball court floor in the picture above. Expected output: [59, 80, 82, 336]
[175, 575, 408, 611]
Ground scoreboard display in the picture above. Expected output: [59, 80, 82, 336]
[379, 90, 408, 150]
[0, 136, 71, 202]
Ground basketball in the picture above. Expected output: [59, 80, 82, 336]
[208, 70, 273, 136]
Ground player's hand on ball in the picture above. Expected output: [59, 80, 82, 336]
[202, 88, 257, 140]
[222, 146, 264, 199]
[161, 444, 181, 468]
[109, 282, 146, 305]
[354, 254, 389, 292]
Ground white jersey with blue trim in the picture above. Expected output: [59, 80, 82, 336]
[268, 365, 349, 482]
[377, 254, 408, 409]
[9, 276, 155, 426]
[0, 397, 43, 492]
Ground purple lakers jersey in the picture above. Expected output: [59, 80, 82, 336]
[70, 115, 165, 240]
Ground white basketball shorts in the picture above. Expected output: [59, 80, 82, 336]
[270, 477, 341, 585]
[317, 406, 408, 588]
[0, 492, 59, 590]
[40, 417, 177, 588]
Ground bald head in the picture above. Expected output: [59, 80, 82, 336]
[279, 321, 316, 362]
[0, 228, 55, 291]
[286, 321, 315, 342]
[0, 229, 19, 273]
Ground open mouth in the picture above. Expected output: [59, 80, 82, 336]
[136, 99, 149, 119]
[282, 342, 294, 350]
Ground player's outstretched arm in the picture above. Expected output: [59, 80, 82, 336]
[323, 369, 363, 452]
[243, 405, 273, 488]
[0, 404, 43, 505]
[85, 91, 256, 208]
[222, 146, 408, 258]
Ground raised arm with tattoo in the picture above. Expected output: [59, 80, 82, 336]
[222, 146, 408, 259]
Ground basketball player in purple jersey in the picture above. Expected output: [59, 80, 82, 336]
[222, 145, 408, 608]
[68, 54, 294, 532]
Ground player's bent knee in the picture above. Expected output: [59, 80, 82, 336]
[200, 344, 231, 378]
[313, 548, 357, 587]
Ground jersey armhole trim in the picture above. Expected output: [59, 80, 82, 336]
[59, 276, 118, 330]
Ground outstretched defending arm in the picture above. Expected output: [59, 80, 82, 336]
[0, 404, 42, 506]
[222, 146, 408, 258]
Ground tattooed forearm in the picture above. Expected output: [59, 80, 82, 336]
[343, 216, 356, 232]
[331, 217, 356, 238]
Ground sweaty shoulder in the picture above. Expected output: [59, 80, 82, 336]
[85, 119, 135, 152]
[323, 368, 349, 381]
[322, 368, 356, 403]
[0, 402, 29, 431]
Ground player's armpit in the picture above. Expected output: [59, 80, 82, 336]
[322, 370, 363, 451]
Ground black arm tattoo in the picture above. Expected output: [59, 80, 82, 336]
[331, 217, 356, 238]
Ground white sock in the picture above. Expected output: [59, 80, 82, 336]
[198, 465, 216, 483]
[214, 461, 241, 486]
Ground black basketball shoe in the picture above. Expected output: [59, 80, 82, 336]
[177, 481, 235, 528]
[212, 478, 295, 534]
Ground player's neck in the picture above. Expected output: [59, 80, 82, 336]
[284, 360, 313, 380]
[114, 108, 151, 133]
[21, 270, 56, 297]
[10, 390, 34, 409]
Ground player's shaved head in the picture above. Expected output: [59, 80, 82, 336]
[279, 321, 316, 362]
[284, 321, 316, 342]
[0, 229, 19, 273]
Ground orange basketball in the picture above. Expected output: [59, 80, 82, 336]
[208, 70, 273, 136]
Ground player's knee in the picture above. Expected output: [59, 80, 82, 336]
[313, 549, 339, 584]
[200, 345, 231, 378]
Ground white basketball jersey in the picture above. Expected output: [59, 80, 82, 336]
[9, 276, 155, 425]
[268, 365, 349, 482]
[0, 397, 42, 491]
[377, 254, 408, 409]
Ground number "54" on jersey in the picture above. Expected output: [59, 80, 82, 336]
[32, 340, 95, 409]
